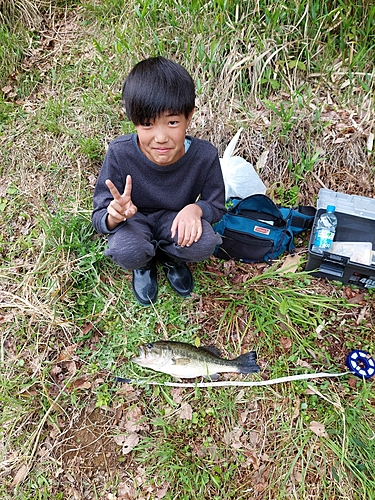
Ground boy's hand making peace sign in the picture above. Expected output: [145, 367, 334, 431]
[105, 175, 137, 230]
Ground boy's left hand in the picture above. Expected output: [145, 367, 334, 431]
[171, 204, 203, 247]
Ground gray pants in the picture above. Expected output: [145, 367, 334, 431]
[104, 210, 222, 270]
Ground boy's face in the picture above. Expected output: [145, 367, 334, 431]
[135, 110, 194, 166]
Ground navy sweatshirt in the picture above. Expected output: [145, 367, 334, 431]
[92, 134, 226, 234]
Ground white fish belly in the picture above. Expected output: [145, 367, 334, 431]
[158, 360, 239, 379]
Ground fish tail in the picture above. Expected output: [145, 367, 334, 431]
[234, 351, 260, 374]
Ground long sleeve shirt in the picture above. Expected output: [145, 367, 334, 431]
[92, 134, 226, 234]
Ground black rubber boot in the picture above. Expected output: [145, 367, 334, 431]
[158, 250, 194, 297]
[132, 258, 158, 306]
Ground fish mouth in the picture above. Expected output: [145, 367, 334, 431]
[131, 346, 144, 363]
[131, 343, 158, 366]
[132, 343, 152, 362]
[138, 345, 146, 356]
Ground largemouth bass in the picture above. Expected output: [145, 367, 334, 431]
[131, 341, 260, 379]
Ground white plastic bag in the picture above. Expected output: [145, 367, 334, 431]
[220, 128, 266, 201]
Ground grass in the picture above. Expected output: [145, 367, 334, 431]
[0, 0, 375, 498]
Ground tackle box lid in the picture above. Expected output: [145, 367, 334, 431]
[317, 188, 375, 221]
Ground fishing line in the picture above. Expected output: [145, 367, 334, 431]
[115, 370, 350, 388]
[115, 350, 374, 388]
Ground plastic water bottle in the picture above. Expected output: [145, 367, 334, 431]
[311, 205, 337, 254]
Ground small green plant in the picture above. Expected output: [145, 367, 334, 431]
[290, 149, 324, 182]
[264, 100, 297, 137]
[77, 136, 104, 162]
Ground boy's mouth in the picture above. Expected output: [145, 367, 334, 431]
[155, 148, 171, 154]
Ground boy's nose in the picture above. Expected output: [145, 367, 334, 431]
[154, 127, 168, 143]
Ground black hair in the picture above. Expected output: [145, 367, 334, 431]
[122, 56, 195, 125]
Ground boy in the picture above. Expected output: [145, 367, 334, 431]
[92, 56, 225, 306]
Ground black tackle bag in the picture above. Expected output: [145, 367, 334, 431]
[213, 194, 316, 263]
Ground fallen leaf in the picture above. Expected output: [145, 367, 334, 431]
[232, 272, 246, 284]
[117, 482, 136, 500]
[18, 388, 38, 398]
[253, 480, 268, 493]
[293, 469, 303, 482]
[11, 464, 30, 486]
[70, 376, 91, 390]
[155, 483, 169, 498]
[56, 345, 77, 362]
[356, 306, 367, 325]
[278, 254, 301, 274]
[347, 293, 365, 304]
[124, 406, 148, 432]
[81, 322, 94, 335]
[243, 449, 260, 469]
[309, 420, 328, 438]
[296, 358, 313, 369]
[292, 397, 300, 421]
[88, 175, 97, 188]
[305, 387, 317, 395]
[179, 403, 193, 420]
[114, 434, 128, 445]
[306, 348, 318, 360]
[2, 85, 12, 94]
[348, 377, 358, 389]
[223, 260, 236, 276]
[249, 431, 260, 446]
[0, 313, 15, 323]
[228, 427, 243, 449]
[50, 364, 62, 383]
[204, 263, 224, 276]
[49, 425, 60, 439]
[280, 336, 292, 350]
[61, 360, 77, 377]
[239, 409, 248, 424]
[121, 432, 140, 454]
[252, 463, 270, 492]
[3, 336, 17, 357]
[135, 466, 146, 486]
[170, 387, 184, 404]
[256, 148, 269, 171]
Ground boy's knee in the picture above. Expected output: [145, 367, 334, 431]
[194, 227, 222, 260]
[105, 238, 155, 270]
[168, 228, 222, 263]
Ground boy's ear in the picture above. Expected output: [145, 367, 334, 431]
[187, 108, 195, 125]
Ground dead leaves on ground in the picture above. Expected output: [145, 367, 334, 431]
[309, 420, 329, 438]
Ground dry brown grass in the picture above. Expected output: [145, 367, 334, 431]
[0, 0, 45, 29]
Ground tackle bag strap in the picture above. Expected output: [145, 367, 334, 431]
[229, 194, 286, 223]
[288, 206, 316, 231]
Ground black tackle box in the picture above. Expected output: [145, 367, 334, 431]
[305, 189, 375, 289]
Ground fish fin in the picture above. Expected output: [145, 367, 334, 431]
[234, 351, 260, 374]
[173, 357, 191, 366]
[198, 345, 222, 357]
[203, 373, 220, 381]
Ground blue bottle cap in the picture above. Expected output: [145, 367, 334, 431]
[326, 205, 336, 212]
[346, 350, 375, 379]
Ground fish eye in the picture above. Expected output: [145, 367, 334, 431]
[146, 343, 153, 350]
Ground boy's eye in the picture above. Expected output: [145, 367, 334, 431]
[142, 122, 152, 127]
[168, 121, 178, 125]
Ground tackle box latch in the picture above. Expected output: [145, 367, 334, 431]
[319, 252, 350, 278]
